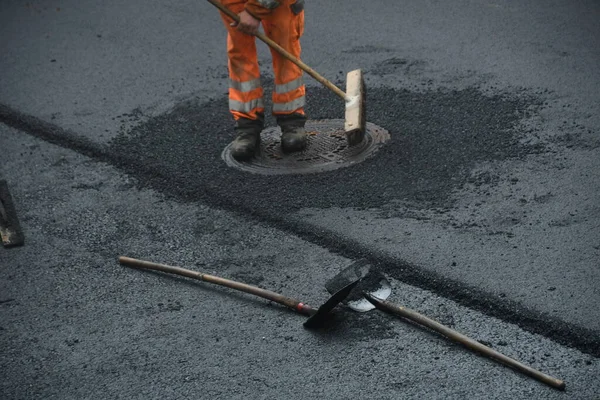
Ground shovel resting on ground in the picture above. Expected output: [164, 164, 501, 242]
[325, 260, 566, 390]
[119, 256, 360, 329]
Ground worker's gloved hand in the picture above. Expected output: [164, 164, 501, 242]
[231, 10, 261, 35]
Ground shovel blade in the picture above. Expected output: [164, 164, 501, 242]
[303, 278, 361, 329]
[325, 259, 392, 312]
[325, 259, 371, 292]
[346, 279, 392, 312]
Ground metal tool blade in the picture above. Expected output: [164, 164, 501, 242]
[346, 276, 391, 312]
[303, 278, 361, 329]
[325, 259, 392, 312]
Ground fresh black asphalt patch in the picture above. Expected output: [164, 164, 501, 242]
[3, 84, 599, 358]
[110, 84, 543, 213]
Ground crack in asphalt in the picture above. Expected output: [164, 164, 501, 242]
[2, 84, 598, 358]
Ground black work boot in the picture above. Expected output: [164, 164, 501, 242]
[230, 115, 264, 161]
[278, 113, 308, 153]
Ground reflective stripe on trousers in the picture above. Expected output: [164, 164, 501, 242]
[230, 77, 261, 93]
[228, 77, 264, 114]
[275, 76, 304, 94]
[220, 0, 305, 120]
[229, 98, 265, 114]
[272, 95, 305, 113]
[272, 76, 305, 112]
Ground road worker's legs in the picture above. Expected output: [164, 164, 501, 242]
[262, 0, 307, 153]
[220, 0, 264, 160]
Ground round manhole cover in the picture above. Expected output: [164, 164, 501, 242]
[222, 119, 390, 175]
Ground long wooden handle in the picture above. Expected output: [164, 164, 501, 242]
[119, 256, 315, 316]
[364, 294, 565, 390]
[206, 0, 347, 100]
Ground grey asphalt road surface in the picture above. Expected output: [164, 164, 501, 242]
[1, 0, 599, 398]
[1, 124, 599, 399]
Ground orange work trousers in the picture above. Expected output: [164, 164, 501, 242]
[220, 0, 305, 122]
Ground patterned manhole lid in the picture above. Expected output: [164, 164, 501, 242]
[222, 119, 390, 175]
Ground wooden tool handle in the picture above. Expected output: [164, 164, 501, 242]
[206, 0, 347, 100]
[364, 294, 565, 390]
[119, 256, 315, 316]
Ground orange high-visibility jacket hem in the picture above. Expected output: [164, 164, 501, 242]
[220, 0, 306, 121]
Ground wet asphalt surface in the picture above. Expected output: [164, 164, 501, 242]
[1, 0, 600, 398]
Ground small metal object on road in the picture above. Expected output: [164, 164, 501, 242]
[119, 256, 359, 328]
[326, 262, 565, 390]
[325, 259, 392, 312]
[0, 180, 24, 248]
[364, 293, 566, 390]
[303, 278, 361, 329]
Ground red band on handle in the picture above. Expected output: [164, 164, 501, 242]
[296, 303, 305, 312]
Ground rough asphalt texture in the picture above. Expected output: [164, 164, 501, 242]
[1, 0, 599, 398]
[2, 126, 599, 399]
[104, 85, 600, 355]
[110, 85, 542, 213]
